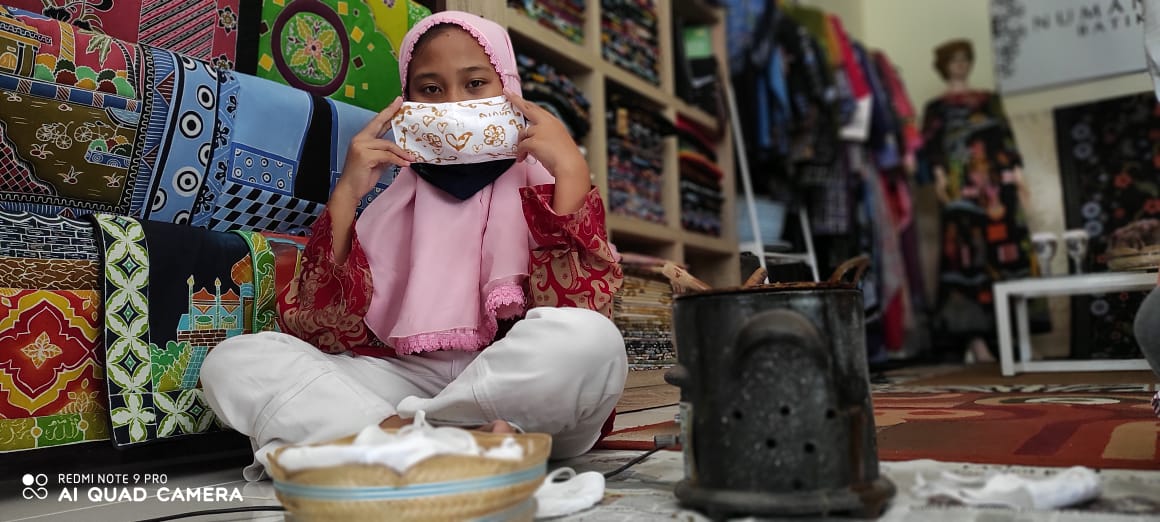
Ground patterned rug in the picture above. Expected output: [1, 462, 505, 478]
[599, 391, 1160, 470]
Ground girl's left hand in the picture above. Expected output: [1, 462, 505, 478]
[505, 89, 588, 183]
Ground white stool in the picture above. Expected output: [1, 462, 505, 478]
[994, 272, 1156, 376]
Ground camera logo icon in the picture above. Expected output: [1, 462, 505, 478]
[22, 474, 48, 500]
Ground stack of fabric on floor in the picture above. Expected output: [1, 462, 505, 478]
[516, 53, 590, 142]
[606, 93, 671, 223]
[508, 0, 585, 44]
[612, 253, 675, 371]
[677, 117, 723, 236]
[601, 0, 659, 85]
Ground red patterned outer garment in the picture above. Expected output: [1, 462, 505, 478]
[279, 185, 623, 355]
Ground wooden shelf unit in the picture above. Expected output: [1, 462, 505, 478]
[441, 0, 739, 287]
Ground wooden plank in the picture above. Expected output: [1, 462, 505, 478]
[625, 368, 670, 388]
[617, 383, 680, 412]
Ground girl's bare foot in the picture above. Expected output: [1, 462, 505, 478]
[476, 420, 516, 433]
[379, 415, 413, 430]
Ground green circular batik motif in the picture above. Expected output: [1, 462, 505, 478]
[281, 11, 343, 86]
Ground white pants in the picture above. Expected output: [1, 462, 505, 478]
[200, 307, 627, 481]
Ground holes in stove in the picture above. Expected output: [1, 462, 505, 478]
[804, 442, 816, 454]
[825, 408, 836, 419]
[765, 438, 777, 449]
[792, 479, 804, 490]
[779, 405, 791, 416]
[732, 409, 744, 421]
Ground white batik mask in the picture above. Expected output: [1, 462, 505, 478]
[391, 95, 526, 165]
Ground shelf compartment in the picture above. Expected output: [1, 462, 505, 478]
[682, 230, 735, 254]
[506, 6, 595, 74]
[506, 1, 587, 45]
[600, 0, 662, 88]
[609, 214, 677, 242]
[601, 62, 669, 106]
[606, 86, 670, 227]
[674, 98, 719, 133]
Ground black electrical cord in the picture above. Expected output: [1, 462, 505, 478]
[602, 435, 678, 480]
[133, 505, 286, 522]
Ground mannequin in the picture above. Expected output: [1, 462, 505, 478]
[920, 39, 1042, 363]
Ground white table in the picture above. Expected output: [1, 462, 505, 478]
[994, 271, 1157, 376]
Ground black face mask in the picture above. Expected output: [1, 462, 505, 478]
[410, 160, 517, 200]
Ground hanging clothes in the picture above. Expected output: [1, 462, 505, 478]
[828, 16, 872, 142]
[872, 51, 922, 166]
[919, 91, 1046, 355]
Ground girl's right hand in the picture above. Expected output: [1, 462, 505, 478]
[333, 96, 416, 203]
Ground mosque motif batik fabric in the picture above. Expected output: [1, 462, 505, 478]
[93, 214, 256, 445]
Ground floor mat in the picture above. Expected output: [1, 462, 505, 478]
[561, 451, 1160, 520]
[904, 363, 1158, 386]
[599, 392, 1160, 470]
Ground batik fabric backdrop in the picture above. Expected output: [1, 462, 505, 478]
[4, 0, 432, 112]
[92, 214, 251, 445]
[4, 0, 246, 70]
[243, 0, 430, 111]
[0, 5, 381, 229]
[0, 211, 108, 452]
[233, 230, 308, 334]
[1054, 92, 1160, 359]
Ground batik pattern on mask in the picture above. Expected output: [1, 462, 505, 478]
[0, 211, 107, 452]
[392, 96, 525, 165]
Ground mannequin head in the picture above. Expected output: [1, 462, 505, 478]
[934, 39, 974, 83]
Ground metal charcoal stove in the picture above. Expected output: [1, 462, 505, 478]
[663, 256, 895, 519]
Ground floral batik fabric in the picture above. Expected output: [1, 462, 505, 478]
[0, 211, 108, 452]
[920, 90, 1046, 350]
[0, 8, 144, 217]
[232, 230, 308, 334]
[245, 0, 430, 112]
[93, 213, 257, 445]
[6, 0, 244, 69]
[1053, 93, 1160, 359]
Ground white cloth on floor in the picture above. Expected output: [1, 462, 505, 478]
[274, 411, 523, 473]
[912, 465, 1101, 510]
[534, 467, 605, 518]
[199, 307, 627, 482]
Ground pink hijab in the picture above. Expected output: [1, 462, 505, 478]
[355, 11, 553, 355]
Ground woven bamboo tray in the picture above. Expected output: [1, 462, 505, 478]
[267, 430, 551, 522]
